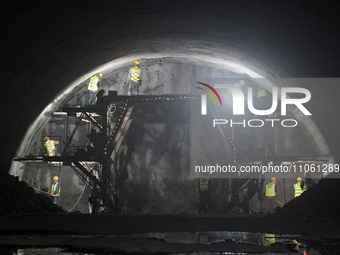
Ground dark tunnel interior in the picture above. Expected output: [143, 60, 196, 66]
[1, 0, 340, 254]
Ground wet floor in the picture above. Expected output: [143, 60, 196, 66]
[2, 230, 338, 254]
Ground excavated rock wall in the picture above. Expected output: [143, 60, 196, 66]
[0, 170, 63, 215]
[11, 60, 325, 214]
[275, 173, 340, 219]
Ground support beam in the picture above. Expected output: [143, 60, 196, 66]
[62, 112, 85, 157]
[72, 161, 102, 189]
[84, 112, 103, 131]
[110, 106, 134, 159]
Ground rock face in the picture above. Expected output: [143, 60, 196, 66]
[0, 169, 64, 215]
[114, 119, 195, 214]
[3, 1, 340, 218]
[275, 174, 340, 219]
[10, 60, 326, 215]
[10, 61, 246, 214]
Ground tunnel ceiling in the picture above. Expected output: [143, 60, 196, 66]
[2, 0, 340, 167]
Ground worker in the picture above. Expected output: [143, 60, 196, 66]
[126, 60, 142, 95]
[89, 188, 100, 214]
[301, 172, 315, 192]
[48, 176, 61, 205]
[233, 80, 248, 114]
[294, 177, 303, 197]
[44, 136, 59, 156]
[198, 177, 213, 214]
[265, 177, 277, 213]
[265, 177, 276, 197]
[254, 86, 272, 113]
[233, 79, 245, 88]
[257, 86, 267, 98]
[265, 233, 276, 244]
[88, 72, 103, 104]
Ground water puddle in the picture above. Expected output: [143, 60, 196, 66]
[2, 231, 337, 254]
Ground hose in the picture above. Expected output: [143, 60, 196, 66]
[33, 187, 48, 194]
[34, 184, 88, 213]
[67, 184, 87, 212]
[79, 202, 90, 213]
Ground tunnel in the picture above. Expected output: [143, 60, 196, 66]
[1, 0, 340, 254]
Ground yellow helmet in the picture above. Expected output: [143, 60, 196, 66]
[97, 72, 103, 78]
[134, 60, 140, 65]
[53, 176, 59, 181]
[297, 177, 302, 181]
[44, 136, 50, 141]
[271, 177, 276, 181]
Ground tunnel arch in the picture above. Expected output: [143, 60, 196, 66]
[9, 49, 333, 213]
[1, 0, 339, 217]
[11, 51, 331, 173]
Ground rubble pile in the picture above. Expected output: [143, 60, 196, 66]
[275, 175, 340, 219]
[0, 172, 64, 215]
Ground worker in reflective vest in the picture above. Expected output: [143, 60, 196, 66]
[48, 176, 61, 205]
[294, 177, 303, 197]
[301, 172, 315, 192]
[255, 86, 270, 113]
[88, 72, 103, 104]
[265, 233, 276, 244]
[265, 177, 277, 213]
[44, 136, 59, 156]
[126, 60, 142, 96]
[198, 177, 212, 214]
[200, 178, 209, 191]
[265, 177, 276, 197]
[257, 86, 267, 98]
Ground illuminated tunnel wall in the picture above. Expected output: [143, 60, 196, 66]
[2, 1, 340, 212]
[8, 57, 332, 213]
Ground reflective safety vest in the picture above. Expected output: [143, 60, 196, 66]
[200, 178, 209, 191]
[265, 182, 276, 197]
[88, 76, 99, 91]
[257, 88, 267, 97]
[265, 233, 275, 244]
[294, 183, 303, 197]
[129, 66, 141, 82]
[51, 182, 60, 197]
[45, 140, 56, 156]
[303, 179, 313, 192]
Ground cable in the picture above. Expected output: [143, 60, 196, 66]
[33, 187, 48, 194]
[79, 202, 90, 213]
[34, 182, 88, 212]
[67, 183, 87, 212]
